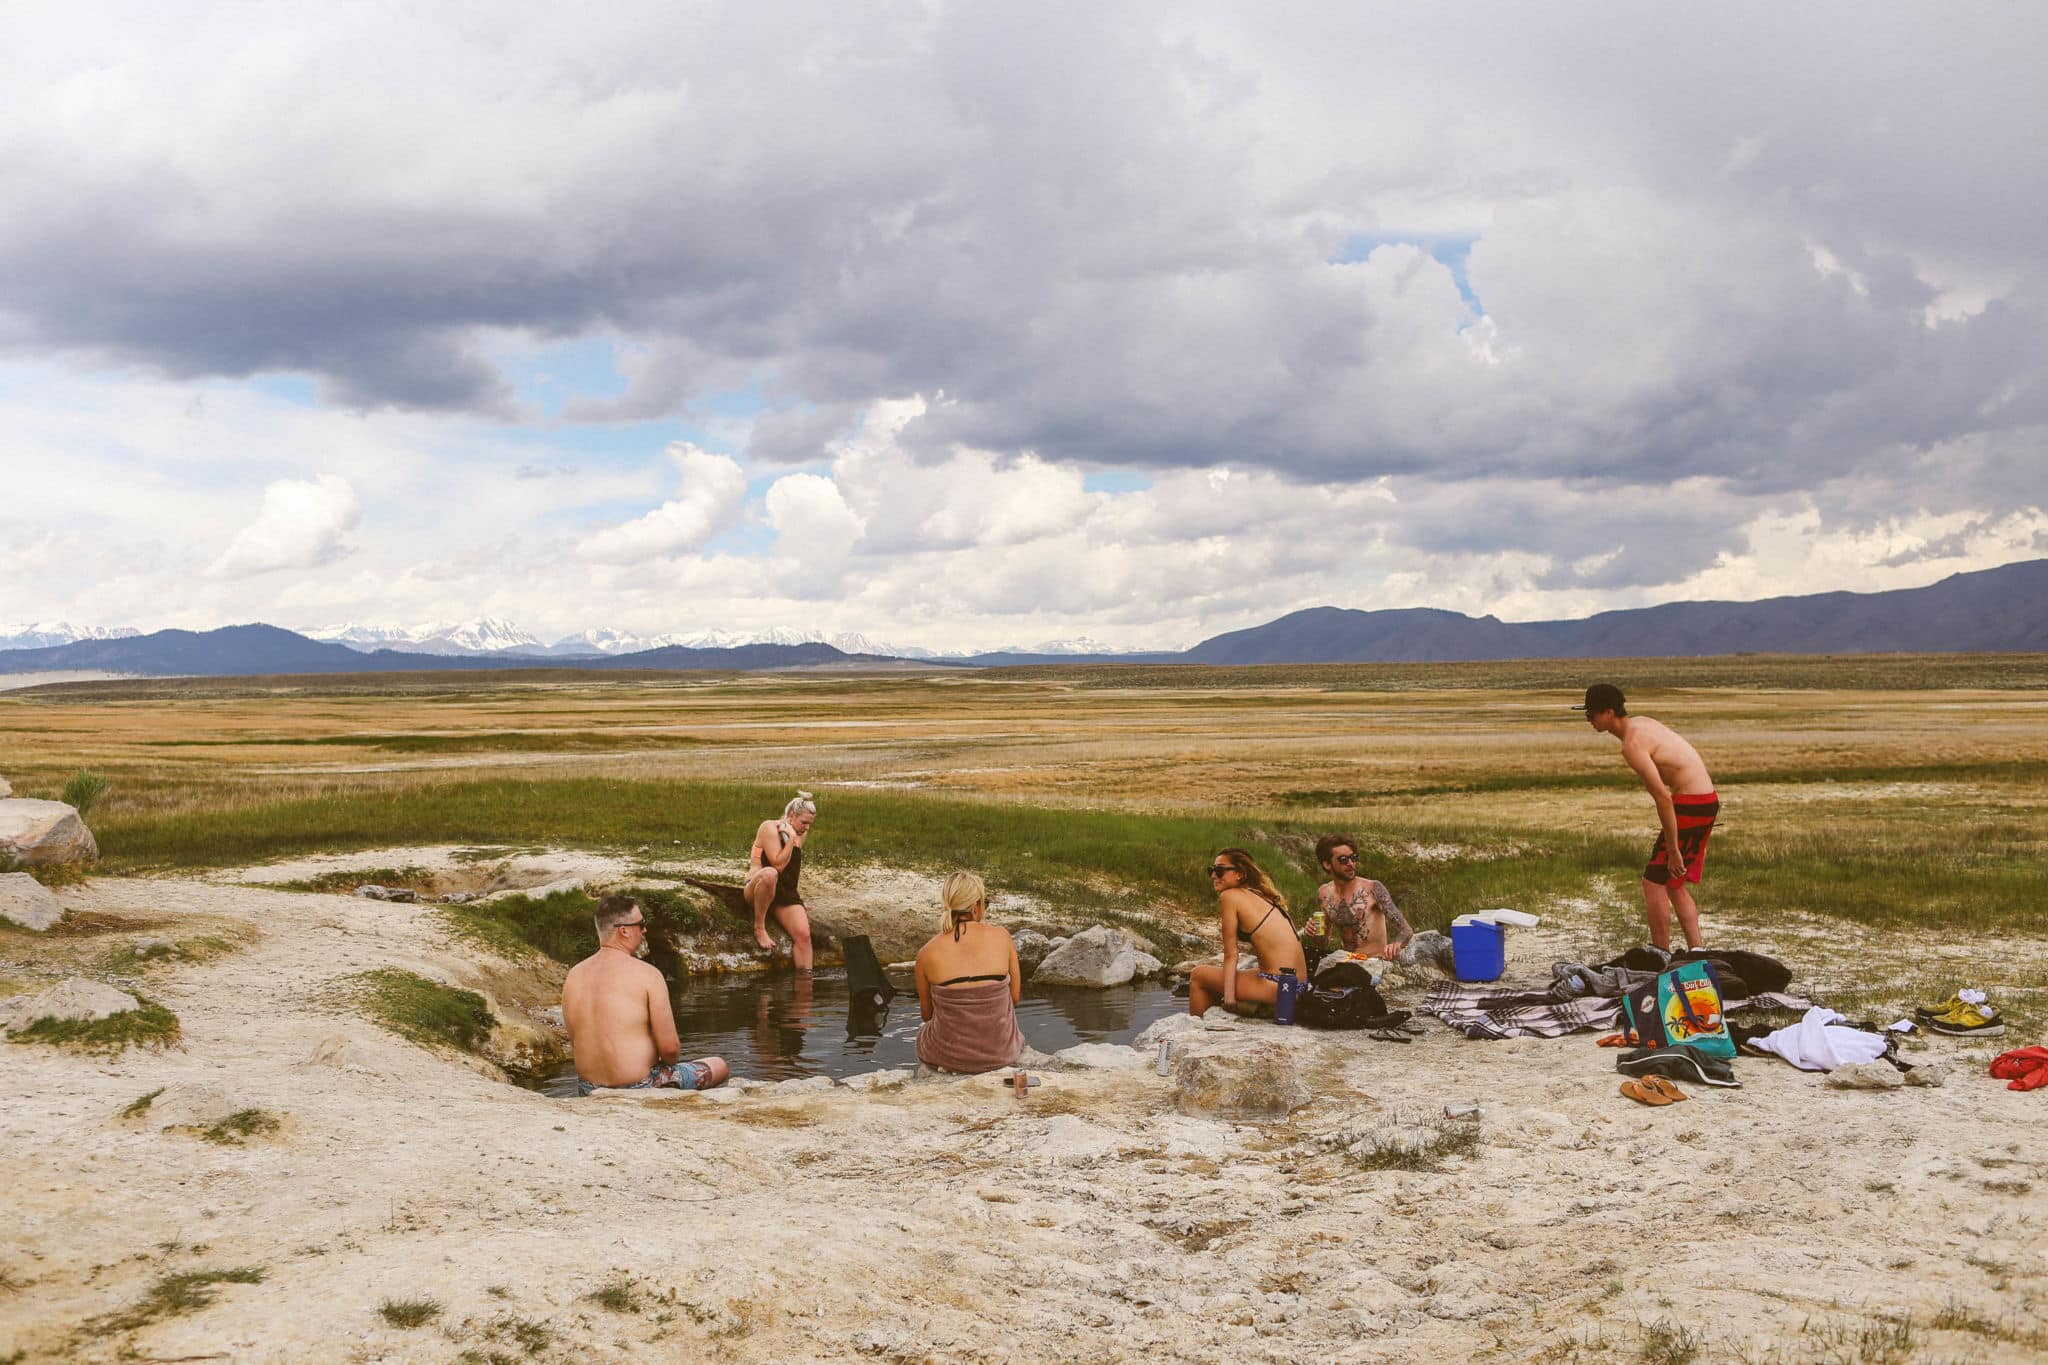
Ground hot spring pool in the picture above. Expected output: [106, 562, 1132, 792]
[531, 967, 1185, 1096]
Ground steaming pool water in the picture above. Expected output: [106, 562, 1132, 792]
[530, 967, 1185, 1096]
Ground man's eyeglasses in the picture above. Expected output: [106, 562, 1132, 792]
[1334, 854, 1358, 865]
[619, 919, 647, 932]
[1207, 865, 1234, 878]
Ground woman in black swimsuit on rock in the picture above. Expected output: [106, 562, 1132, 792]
[745, 792, 817, 970]
[1188, 847, 1308, 1016]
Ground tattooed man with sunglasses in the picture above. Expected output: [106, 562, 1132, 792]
[1311, 835, 1413, 962]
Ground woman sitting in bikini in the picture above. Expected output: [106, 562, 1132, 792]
[912, 872, 1024, 1074]
[1187, 847, 1308, 1016]
[744, 791, 817, 971]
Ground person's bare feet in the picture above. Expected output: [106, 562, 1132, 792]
[754, 929, 776, 952]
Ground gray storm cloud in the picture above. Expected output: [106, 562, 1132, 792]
[0, 1, 2042, 608]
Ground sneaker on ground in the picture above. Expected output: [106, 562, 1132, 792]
[1927, 1003, 2004, 1037]
[1914, 993, 1966, 1021]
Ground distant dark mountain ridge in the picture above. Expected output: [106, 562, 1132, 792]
[1181, 559, 2048, 663]
[3, 559, 2043, 677]
[0, 623, 883, 676]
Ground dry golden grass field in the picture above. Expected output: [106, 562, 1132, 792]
[7, 653, 2047, 1022]
[7, 656, 2048, 1364]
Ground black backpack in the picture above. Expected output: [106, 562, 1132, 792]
[1296, 961, 1388, 1030]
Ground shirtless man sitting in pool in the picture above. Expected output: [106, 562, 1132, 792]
[1576, 683, 1719, 952]
[562, 895, 729, 1096]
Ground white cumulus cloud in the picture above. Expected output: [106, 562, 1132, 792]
[208, 474, 359, 578]
[577, 443, 746, 563]
[764, 472, 866, 572]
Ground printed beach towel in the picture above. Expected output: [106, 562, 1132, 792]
[1426, 979, 1813, 1042]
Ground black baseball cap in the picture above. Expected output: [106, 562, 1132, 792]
[1572, 683, 1626, 715]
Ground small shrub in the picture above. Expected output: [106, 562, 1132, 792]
[196, 1109, 282, 1145]
[84, 1266, 265, 1334]
[61, 771, 112, 817]
[1636, 1318, 1703, 1365]
[120, 1088, 164, 1120]
[378, 1296, 443, 1328]
[9, 999, 181, 1053]
[348, 969, 495, 1053]
[1330, 1113, 1482, 1173]
[483, 1314, 554, 1355]
[586, 1275, 640, 1314]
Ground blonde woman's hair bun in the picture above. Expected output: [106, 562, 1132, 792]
[784, 791, 818, 819]
[940, 871, 987, 939]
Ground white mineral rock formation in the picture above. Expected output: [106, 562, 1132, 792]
[0, 871, 63, 931]
[0, 798, 99, 866]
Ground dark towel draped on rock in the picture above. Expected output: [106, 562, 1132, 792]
[916, 979, 1024, 1074]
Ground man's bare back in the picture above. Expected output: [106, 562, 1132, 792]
[1619, 715, 1714, 797]
[562, 947, 677, 1087]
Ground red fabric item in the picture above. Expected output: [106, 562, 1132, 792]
[1988, 1047, 2048, 1091]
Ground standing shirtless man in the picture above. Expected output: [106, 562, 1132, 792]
[1576, 683, 1718, 951]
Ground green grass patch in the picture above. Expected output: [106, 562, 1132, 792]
[193, 1109, 282, 1145]
[156, 730, 710, 754]
[61, 770, 112, 816]
[345, 968, 495, 1053]
[120, 1088, 164, 1120]
[443, 884, 740, 966]
[92, 776, 1607, 925]
[270, 866, 433, 895]
[83, 1266, 265, 1335]
[1335, 1116, 1482, 1172]
[1279, 759, 2042, 805]
[378, 1296, 443, 1328]
[9, 998, 180, 1053]
[584, 1275, 640, 1314]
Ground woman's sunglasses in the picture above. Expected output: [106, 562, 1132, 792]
[1207, 864, 1234, 878]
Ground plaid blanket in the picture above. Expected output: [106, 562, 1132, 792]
[1423, 981, 1813, 1041]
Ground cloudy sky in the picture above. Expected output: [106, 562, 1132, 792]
[4, 2, 2044, 650]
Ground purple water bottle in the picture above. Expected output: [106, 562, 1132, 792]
[1273, 968, 1304, 1025]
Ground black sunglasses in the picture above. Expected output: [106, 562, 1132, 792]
[1207, 864, 1234, 877]
[1334, 854, 1358, 865]
[618, 919, 647, 931]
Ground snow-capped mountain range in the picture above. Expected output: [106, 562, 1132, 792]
[0, 621, 143, 651]
[1, 617, 1137, 660]
[304, 619, 948, 658]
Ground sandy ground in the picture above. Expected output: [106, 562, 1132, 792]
[3, 873, 2045, 1363]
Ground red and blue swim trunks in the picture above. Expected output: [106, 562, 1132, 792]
[1645, 792, 1718, 885]
[576, 1061, 714, 1097]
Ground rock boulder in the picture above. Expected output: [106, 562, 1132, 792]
[1397, 929, 1456, 976]
[0, 871, 63, 931]
[1032, 926, 1137, 988]
[1826, 1062, 1906, 1091]
[0, 799, 98, 866]
[4, 977, 139, 1033]
[1051, 1042, 1149, 1070]
[354, 884, 418, 903]
[1172, 1042, 1310, 1119]
[1011, 928, 1057, 978]
[134, 1082, 243, 1129]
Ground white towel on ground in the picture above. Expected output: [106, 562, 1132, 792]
[1749, 1006, 1888, 1072]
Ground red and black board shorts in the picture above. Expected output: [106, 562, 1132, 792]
[1645, 792, 1718, 886]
